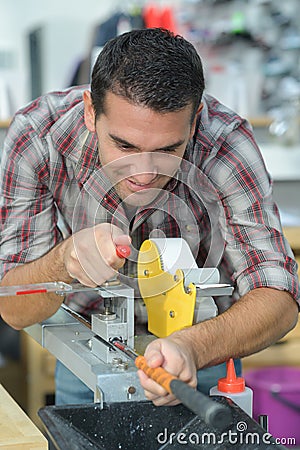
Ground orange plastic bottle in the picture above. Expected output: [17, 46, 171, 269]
[210, 358, 253, 417]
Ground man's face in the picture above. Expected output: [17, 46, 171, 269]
[84, 91, 198, 206]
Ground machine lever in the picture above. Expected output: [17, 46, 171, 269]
[0, 245, 131, 297]
[112, 339, 233, 431]
[135, 355, 233, 431]
[115, 245, 131, 259]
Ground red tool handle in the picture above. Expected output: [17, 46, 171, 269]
[116, 245, 131, 258]
[135, 355, 176, 394]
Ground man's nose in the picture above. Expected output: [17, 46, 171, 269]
[131, 153, 158, 183]
[133, 172, 158, 184]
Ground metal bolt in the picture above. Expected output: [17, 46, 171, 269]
[173, 275, 178, 282]
[127, 385, 136, 400]
[112, 357, 123, 366]
[169, 310, 175, 318]
[118, 362, 129, 371]
[144, 269, 149, 276]
[98, 311, 117, 321]
[127, 386, 136, 395]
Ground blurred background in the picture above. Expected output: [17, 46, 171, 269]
[1, 0, 300, 123]
[0, 0, 299, 441]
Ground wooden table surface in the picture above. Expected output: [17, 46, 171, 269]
[284, 227, 300, 252]
[0, 384, 48, 449]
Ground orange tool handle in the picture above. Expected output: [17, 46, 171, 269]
[135, 355, 176, 394]
[116, 245, 131, 259]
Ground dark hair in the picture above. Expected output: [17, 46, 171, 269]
[90, 28, 205, 121]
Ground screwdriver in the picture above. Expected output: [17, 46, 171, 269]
[112, 339, 233, 431]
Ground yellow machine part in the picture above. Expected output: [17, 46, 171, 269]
[137, 240, 196, 338]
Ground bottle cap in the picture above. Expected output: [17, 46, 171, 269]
[218, 358, 245, 393]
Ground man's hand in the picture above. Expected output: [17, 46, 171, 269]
[0, 223, 131, 329]
[63, 223, 131, 286]
[137, 333, 197, 406]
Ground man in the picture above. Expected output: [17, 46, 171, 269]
[0, 28, 298, 407]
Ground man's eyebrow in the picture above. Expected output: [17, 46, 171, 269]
[109, 134, 139, 149]
[109, 133, 185, 151]
[157, 139, 186, 151]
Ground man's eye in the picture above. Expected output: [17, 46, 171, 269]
[118, 144, 133, 151]
[161, 148, 177, 153]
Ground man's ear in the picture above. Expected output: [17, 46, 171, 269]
[189, 103, 203, 139]
[83, 90, 96, 132]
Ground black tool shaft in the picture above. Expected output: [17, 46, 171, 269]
[170, 379, 233, 431]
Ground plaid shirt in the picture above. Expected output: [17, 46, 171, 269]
[0, 86, 299, 316]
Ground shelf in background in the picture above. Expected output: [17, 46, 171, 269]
[0, 120, 11, 128]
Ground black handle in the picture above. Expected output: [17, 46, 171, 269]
[170, 379, 233, 431]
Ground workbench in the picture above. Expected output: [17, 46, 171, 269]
[0, 384, 48, 449]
